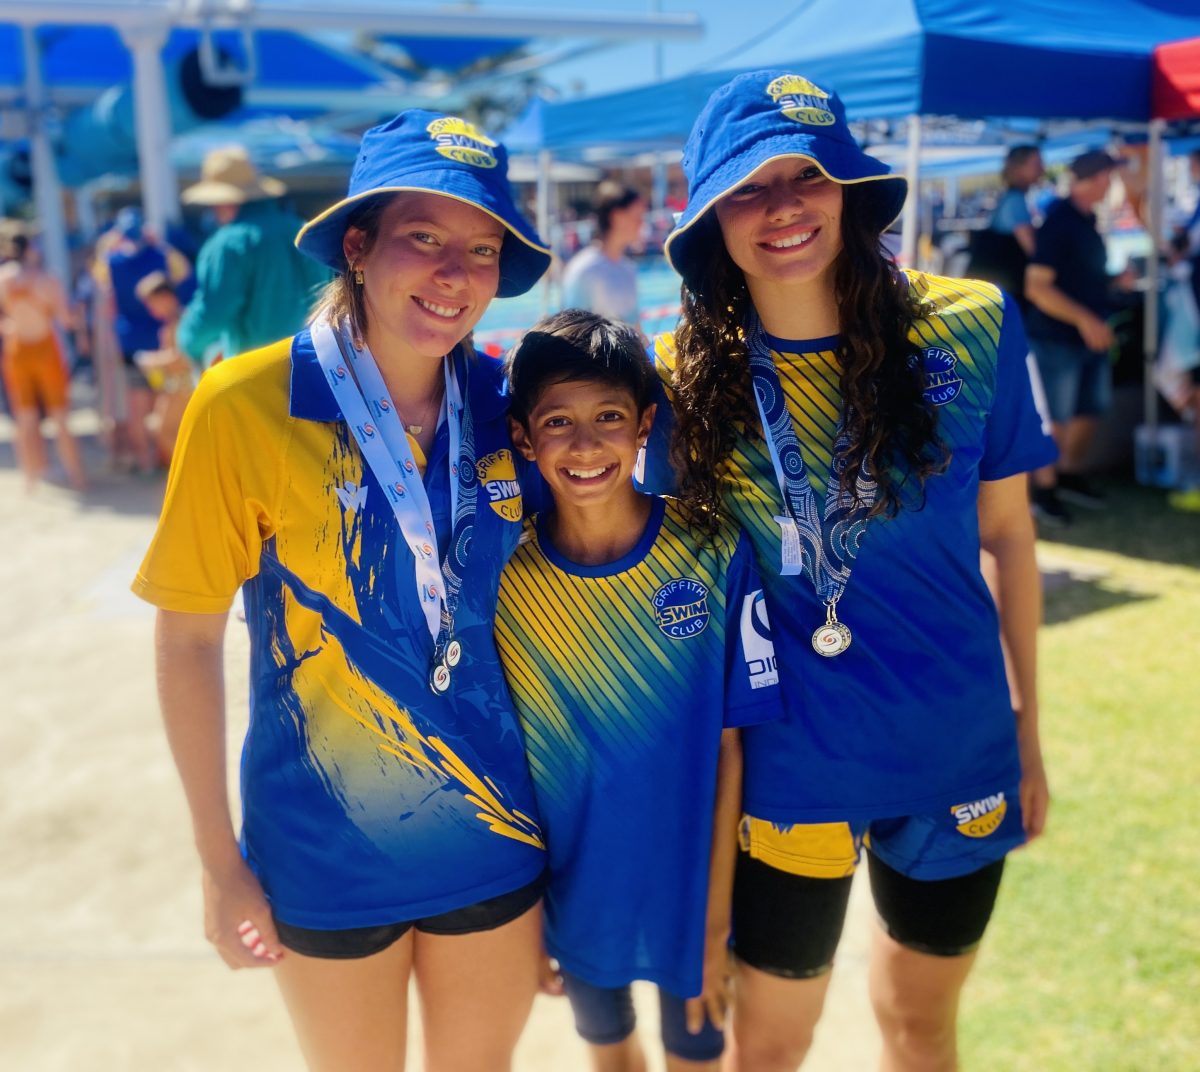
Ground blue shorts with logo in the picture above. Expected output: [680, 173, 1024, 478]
[739, 783, 1025, 882]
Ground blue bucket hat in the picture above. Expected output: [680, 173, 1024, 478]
[665, 70, 908, 290]
[295, 109, 550, 298]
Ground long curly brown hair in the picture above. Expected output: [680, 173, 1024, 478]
[669, 183, 949, 533]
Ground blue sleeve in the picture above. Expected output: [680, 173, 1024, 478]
[723, 530, 784, 728]
[979, 293, 1059, 480]
[991, 190, 1032, 235]
[635, 355, 679, 496]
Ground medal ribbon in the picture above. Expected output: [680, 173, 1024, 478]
[311, 317, 476, 662]
[745, 314, 876, 605]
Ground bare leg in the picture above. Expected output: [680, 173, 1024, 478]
[1059, 415, 1098, 474]
[868, 928, 977, 1072]
[667, 1051, 721, 1072]
[12, 407, 49, 491]
[414, 901, 542, 1072]
[590, 1035, 648, 1072]
[126, 385, 158, 472]
[48, 407, 87, 491]
[726, 961, 832, 1072]
[273, 930, 414, 1071]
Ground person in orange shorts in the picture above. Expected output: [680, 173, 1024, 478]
[0, 234, 87, 491]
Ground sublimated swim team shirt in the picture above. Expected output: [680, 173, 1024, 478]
[495, 497, 781, 996]
[644, 272, 1057, 822]
[132, 331, 545, 928]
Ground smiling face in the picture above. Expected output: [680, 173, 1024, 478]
[343, 192, 504, 364]
[714, 155, 844, 302]
[510, 377, 655, 514]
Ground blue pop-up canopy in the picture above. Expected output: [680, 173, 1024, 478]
[530, 0, 1200, 153]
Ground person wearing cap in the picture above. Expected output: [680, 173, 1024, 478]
[176, 145, 329, 367]
[639, 70, 1056, 1071]
[1025, 149, 1130, 524]
[132, 111, 552, 1070]
[561, 180, 646, 324]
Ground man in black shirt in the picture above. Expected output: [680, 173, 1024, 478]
[1025, 150, 1128, 524]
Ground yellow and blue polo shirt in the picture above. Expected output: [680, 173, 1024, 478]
[133, 331, 545, 927]
[495, 497, 780, 997]
[643, 272, 1057, 824]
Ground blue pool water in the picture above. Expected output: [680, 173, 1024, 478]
[473, 257, 683, 353]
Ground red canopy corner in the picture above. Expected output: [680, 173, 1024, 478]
[1153, 36, 1200, 120]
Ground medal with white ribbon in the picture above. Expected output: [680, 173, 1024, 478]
[311, 317, 477, 693]
[746, 315, 876, 658]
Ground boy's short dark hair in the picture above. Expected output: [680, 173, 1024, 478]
[593, 181, 642, 238]
[505, 309, 656, 427]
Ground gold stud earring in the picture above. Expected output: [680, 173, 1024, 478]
[353, 265, 364, 285]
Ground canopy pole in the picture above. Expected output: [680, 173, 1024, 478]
[900, 113, 922, 269]
[21, 27, 71, 288]
[536, 148, 553, 317]
[121, 23, 180, 237]
[1143, 118, 1165, 433]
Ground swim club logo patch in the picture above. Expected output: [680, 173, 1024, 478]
[653, 578, 710, 640]
[951, 793, 1007, 838]
[426, 117, 498, 169]
[739, 590, 778, 689]
[476, 449, 522, 521]
[766, 74, 835, 127]
[914, 346, 964, 406]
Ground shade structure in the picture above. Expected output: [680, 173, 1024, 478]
[1153, 36, 1200, 121]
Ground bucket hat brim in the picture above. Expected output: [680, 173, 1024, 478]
[295, 174, 550, 300]
[182, 174, 287, 206]
[665, 134, 908, 290]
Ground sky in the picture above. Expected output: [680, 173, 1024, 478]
[467, 0, 775, 98]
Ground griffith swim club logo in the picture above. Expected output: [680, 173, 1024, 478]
[426, 117, 499, 169]
[653, 578, 711, 640]
[476, 449, 522, 521]
[766, 74, 835, 127]
[951, 792, 1007, 838]
[913, 346, 964, 406]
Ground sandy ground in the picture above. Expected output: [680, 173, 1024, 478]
[0, 409, 880, 1071]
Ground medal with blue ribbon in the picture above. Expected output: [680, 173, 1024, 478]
[745, 315, 876, 657]
[311, 317, 477, 693]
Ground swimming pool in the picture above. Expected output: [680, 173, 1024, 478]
[473, 257, 683, 354]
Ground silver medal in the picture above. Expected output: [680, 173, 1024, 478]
[811, 600, 852, 657]
[430, 663, 452, 693]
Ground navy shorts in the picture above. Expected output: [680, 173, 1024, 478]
[272, 874, 544, 959]
[560, 970, 724, 1062]
[1030, 336, 1112, 423]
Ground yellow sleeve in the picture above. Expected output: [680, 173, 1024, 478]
[131, 354, 287, 613]
[653, 331, 678, 401]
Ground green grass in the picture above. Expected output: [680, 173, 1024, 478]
[961, 483, 1200, 1071]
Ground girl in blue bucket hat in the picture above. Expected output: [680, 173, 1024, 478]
[133, 110, 552, 1069]
[640, 71, 1057, 1069]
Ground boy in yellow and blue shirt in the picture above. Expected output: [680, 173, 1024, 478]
[495, 311, 781, 1070]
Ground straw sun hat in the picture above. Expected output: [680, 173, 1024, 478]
[182, 145, 287, 206]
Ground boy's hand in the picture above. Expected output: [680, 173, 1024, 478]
[685, 927, 732, 1034]
[538, 953, 564, 996]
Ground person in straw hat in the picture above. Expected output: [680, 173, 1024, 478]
[133, 111, 552, 1069]
[640, 69, 1056, 1070]
[176, 144, 328, 366]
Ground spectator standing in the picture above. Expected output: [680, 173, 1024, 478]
[0, 233, 87, 492]
[1025, 150, 1130, 524]
[176, 146, 329, 366]
[133, 271, 193, 466]
[967, 145, 1044, 307]
[102, 208, 192, 473]
[561, 181, 646, 324]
